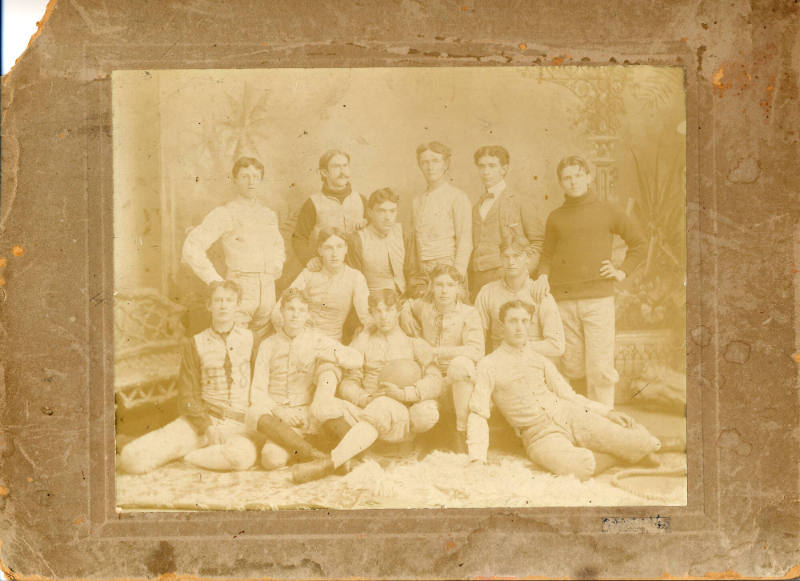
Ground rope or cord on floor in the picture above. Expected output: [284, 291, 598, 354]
[610, 466, 688, 503]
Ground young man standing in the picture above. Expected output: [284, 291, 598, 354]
[474, 239, 564, 356]
[346, 187, 409, 295]
[290, 289, 443, 483]
[470, 145, 545, 300]
[119, 282, 267, 474]
[182, 157, 285, 332]
[466, 300, 661, 480]
[398, 265, 484, 451]
[251, 288, 365, 470]
[410, 142, 472, 291]
[532, 156, 645, 407]
[292, 149, 366, 266]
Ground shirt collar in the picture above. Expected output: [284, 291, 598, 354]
[486, 180, 507, 198]
[499, 341, 527, 356]
[367, 223, 390, 239]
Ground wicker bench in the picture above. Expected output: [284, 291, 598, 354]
[114, 289, 186, 410]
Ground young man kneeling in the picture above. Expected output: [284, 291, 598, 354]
[466, 300, 661, 480]
[291, 289, 443, 483]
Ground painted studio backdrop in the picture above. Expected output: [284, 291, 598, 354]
[112, 67, 687, 509]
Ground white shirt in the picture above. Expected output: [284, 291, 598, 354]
[478, 180, 507, 221]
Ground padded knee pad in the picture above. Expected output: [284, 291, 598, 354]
[118, 445, 153, 475]
[222, 437, 258, 470]
[409, 400, 440, 434]
[446, 356, 476, 383]
[260, 441, 290, 470]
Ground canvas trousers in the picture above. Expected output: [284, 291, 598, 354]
[521, 401, 660, 480]
[118, 416, 263, 474]
[557, 296, 619, 407]
[229, 271, 276, 330]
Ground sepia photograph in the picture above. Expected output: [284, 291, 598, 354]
[112, 66, 687, 510]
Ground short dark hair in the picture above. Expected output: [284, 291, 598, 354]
[474, 145, 510, 166]
[499, 238, 531, 256]
[366, 187, 400, 210]
[416, 141, 452, 162]
[498, 299, 534, 323]
[208, 280, 242, 304]
[556, 156, 591, 180]
[280, 287, 311, 310]
[428, 263, 464, 286]
[231, 157, 265, 179]
[368, 288, 400, 311]
[315, 226, 348, 252]
[319, 149, 350, 171]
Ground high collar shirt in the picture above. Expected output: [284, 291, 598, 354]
[411, 182, 473, 273]
[478, 179, 507, 221]
[181, 198, 285, 284]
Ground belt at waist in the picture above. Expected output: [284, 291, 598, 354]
[207, 405, 246, 423]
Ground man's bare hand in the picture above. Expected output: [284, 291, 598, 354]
[273, 406, 305, 428]
[310, 397, 344, 423]
[531, 274, 550, 303]
[377, 381, 406, 402]
[306, 256, 323, 272]
[398, 308, 422, 337]
[606, 409, 635, 428]
[599, 260, 626, 281]
[353, 218, 368, 231]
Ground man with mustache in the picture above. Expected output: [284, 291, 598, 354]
[292, 149, 367, 267]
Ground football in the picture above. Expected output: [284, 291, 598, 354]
[377, 358, 422, 387]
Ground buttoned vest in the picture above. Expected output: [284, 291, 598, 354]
[310, 191, 364, 242]
[359, 223, 406, 293]
[472, 192, 526, 272]
[193, 326, 253, 412]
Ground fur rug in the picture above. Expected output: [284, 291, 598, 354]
[116, 449, 687, 511]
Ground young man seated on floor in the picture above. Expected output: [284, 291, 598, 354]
[290, 289, 443, 483]
[466, 299, 661, 481]
[398, 264, 485, 452]
[118, 281, 268, 474]
[251, 288, 366, 470]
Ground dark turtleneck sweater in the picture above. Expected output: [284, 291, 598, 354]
[538, 191, 645, 301]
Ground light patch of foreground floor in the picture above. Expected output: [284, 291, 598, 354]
[116, 449, 687, 510]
